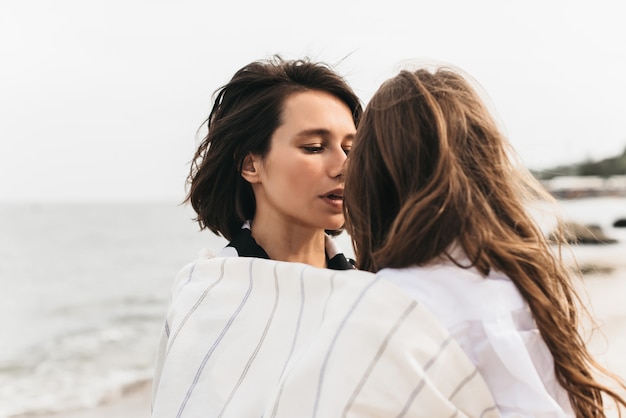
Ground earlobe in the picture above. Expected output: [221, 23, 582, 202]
[241, 153, 260, 183]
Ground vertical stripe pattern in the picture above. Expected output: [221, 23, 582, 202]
[152, 257, 499, 418]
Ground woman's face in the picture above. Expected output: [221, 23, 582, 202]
[246, 90, 356, 232]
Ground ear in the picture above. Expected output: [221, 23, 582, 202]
[240, 152, 262, 183]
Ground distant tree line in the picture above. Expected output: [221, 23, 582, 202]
[532, 145, 626, 180]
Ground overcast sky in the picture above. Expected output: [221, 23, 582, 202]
[1, 0, 625, 202]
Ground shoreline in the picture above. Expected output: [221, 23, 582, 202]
[14, 380, 152, 418]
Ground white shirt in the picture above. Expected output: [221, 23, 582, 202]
[151, 256, 500, 417]
[379, 257, 575, 417]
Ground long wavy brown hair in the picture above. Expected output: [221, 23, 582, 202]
[344, 66, 626, 417]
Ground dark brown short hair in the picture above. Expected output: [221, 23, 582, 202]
[186, 56, 362, 241]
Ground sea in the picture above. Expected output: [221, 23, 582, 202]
[1, 198, 625, 418]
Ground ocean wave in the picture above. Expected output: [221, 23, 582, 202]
[0, 324, 158, 418]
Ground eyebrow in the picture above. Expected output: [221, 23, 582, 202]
[294, 129, 355, 141]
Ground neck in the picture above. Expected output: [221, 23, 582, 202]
[250, 218, 327, 268]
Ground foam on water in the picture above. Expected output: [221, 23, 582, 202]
[0, 325, 153, 416]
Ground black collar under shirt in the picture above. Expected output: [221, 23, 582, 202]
[223, 226, 355, 270]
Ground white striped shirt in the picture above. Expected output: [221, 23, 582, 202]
[151, 256, 499, 417]
[380, 259, 575, 417]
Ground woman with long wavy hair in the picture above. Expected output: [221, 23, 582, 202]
[344, 65, 626, 417]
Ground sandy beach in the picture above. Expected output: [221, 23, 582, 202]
[19, 381, 152, 418]
[573, 268, 626, 417]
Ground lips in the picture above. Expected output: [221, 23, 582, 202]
[323, 189, 344, 201]
[320, 189, 344, 212]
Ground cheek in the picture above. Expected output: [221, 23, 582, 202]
[283, 158, 316, 177]
[284, 166, 312, 189]
[263, 155, 323, 195]
[266, 161, 300, 185]
[296, 162, 323, 183]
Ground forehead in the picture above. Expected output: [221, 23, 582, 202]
[278, 90, 355, 129]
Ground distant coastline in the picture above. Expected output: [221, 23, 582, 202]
[540, 175, 626, 199]
[532, 145, 626, 180]
[530, 145, 626, 199]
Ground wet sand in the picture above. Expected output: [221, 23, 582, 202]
[19, 381, 151, 418]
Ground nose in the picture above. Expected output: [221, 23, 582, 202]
[329, 145, 348, 179]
